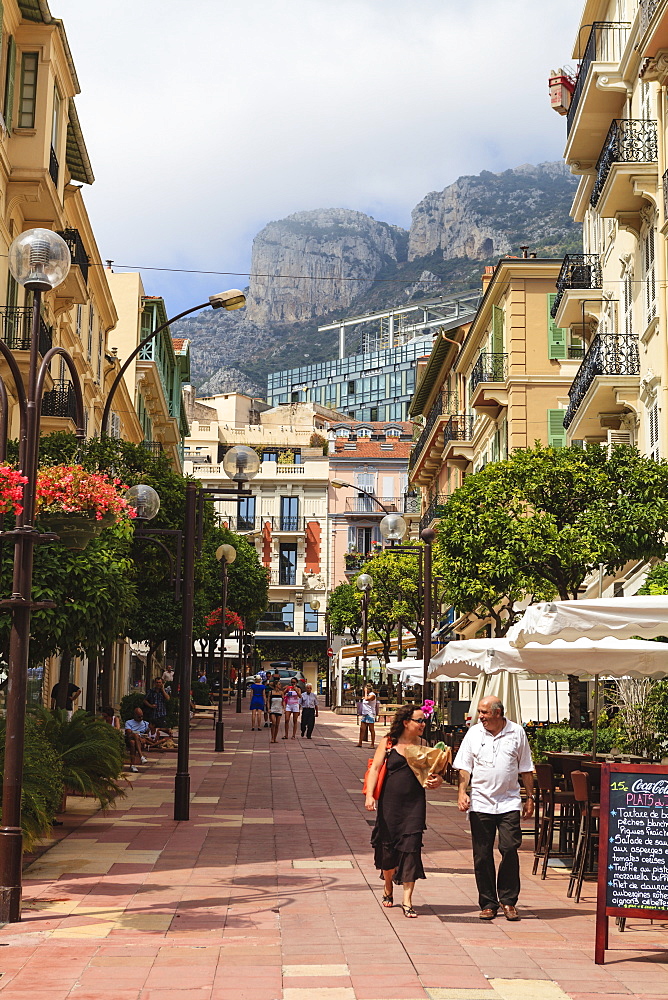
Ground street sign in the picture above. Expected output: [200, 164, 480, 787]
[327, 647, 334, 656]
[595, 762, 668, 964]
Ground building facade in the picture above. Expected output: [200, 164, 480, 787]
[183, 392, 337, 685]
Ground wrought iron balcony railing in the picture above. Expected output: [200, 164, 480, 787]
[141, 441, 163, 456]
[344, 553, 369, 573]
[469, 353, 508, 396]
[409, 389, 461, 470]
[344, 496, 403, 514]
[567, 22, 630, 136]
[443, 414, 474, 446]
[270, 567, 298, 586]
[641, 0, 660, 36]
[403, 491, 419, 515]
[420, 493, 448, 533]
[276, 516, 305, 532]
[49, 145, 59, 187]
[551, 254, 603, 318]
[41, 380, 77, 420]
[56, 229, 89, 284]
[590, 120, 658, 208]
[0, 307, 52, 355]
[563, 333, 640, 428]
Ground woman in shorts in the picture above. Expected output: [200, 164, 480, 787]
[357, 684, 378, 748]
[283, 678, 301, 740]
[269, 682, 284, 744]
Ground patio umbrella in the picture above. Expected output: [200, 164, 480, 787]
[467, 669, 523, 725]
[507, 596, 668, 648]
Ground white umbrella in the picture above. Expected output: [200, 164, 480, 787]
[507, 596, 668, 647]
[467, 670, 523, 725]
[428, 635, 668, 680]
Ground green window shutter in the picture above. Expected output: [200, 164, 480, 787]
[3, 34, 15, 131]
[547, 294, 567, 359]
[491, 304, 504, 354]
[547, 408, 567, 449]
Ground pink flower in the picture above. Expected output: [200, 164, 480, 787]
[35, 465, 134, 521]
[0, 465, 28, 516]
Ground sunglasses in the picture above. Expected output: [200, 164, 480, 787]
[412, 717, 426, 724]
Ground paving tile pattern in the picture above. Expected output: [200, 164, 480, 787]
[0, 706, 665, 999]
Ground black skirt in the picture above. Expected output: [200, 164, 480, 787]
[371, 748, 426, 884]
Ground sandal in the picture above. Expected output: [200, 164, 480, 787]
[401, 904, 418, 918]
[382, 893, 393, 908]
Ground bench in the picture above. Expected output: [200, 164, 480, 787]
[193, 704, 218, 728]
[377, 704, 402, 725]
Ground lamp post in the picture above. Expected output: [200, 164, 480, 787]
[421, 527, 436, 698]
[0, 229, 86, 923]
[356, 573, 373, 686]
[215, 542, 236, 749]
[378, 512, 407, 546]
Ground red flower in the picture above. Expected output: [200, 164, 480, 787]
[35, 465, 134, 521]
[0, 465, 28, 516]
[206, 607, 244, 631]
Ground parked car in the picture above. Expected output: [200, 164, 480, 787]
[247, 669, 306, 692]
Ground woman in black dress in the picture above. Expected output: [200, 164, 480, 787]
[365, 704, 444, 917]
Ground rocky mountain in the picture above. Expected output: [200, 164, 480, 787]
[174, 162, 580, 394]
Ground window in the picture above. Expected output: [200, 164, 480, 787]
[51, 85, 61, 149]
[238, 496, 255, 531]
[491, 304, 504, 354]
[623, 267, 633, 337]
[643, 227, 657, 326]
[259, 602, 294, 632]
[278, 543, 297, 585]
[547, 409, 566, 449]
[97, 328, 103, 381]
[335, 427, 350, 438]
[6, 273, 17, 309]
[87, 307, 94, 360]
[356, 526, 373, 554]
[110, 412, 121, 439]
[75, 304, 82, 339]
[3, 37, 16, 130]
[18, 53, 38, 129]
[304, 603, 319, 633]
[280, 496, 299, 531]
[357, 426, 372, 438]
[262, 449, 278, 462]
[648, 401, 660, 460]
[547, 294, 567, 359]
[347, 380, 356, 396]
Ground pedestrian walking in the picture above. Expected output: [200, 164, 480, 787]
[453, 695, 534, 922]
[268, 681, 284, 744]
[299, 683, 318, 738]
[249, 674, 267, 730]
[282, 678, 301, 739]
[357, 683, 378, 748]
[365, 704, 444, 918]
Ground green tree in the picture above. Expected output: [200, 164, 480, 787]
[327, 582, 361, 642]
[354, 544, 424, 658]
[436, 444, 668, 723]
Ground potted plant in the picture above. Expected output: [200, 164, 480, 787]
[35, 464, 134, 549]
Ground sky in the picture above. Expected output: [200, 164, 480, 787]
[53, 0, 584, 314]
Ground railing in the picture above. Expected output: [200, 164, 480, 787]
[403, 491, 419, 514]
[420, 493, 448, 533]
[563, 333, 640, 428]
[344, 554, 369, 573]
[469, 353, 508, 395]
[270, 568, 298, 586]
[56, 229, 89, 284]
[568, 344, 585, 360]
[183, 451, 211, 463]
[640, 0, 660, 36]
[0, 307, 52, 355]
[49, 145, 59, 187]
[551, 254, 603, 318]
[567, 22, 630, 135]
[443, 414, 474, 446]
[276, 516, 305, 532]
[408, 390, 460, 469]
[590, 120, 658, 208]
[141, 441, 163, 456]
[41, 380, 77, 420]
[274, 464, 304, 475]
[344, 496, 402, 513]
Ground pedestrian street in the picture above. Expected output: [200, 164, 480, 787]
[0, 706, 667, 1000]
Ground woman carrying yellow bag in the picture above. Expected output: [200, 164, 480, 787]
[365, 704, 448, 918]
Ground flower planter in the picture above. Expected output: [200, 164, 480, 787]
[40, 511, 116, 550]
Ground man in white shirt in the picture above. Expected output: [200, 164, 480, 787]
[299, 684, 319, 739]
[124, 707, 151, 773]
[454, 696, 534, 922]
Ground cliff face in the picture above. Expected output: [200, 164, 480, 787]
[245, 208, 408, 325]
[173, 162, 579, 392]
[408, 161, 576, 261]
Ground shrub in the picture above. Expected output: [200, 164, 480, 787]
[191, 680, 210, 705]
[528, 723, 620, 763]
[0, 716, 64, 850]
[120, 692, 145, 725]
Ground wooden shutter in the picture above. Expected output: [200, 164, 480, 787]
[644, 229, 657, 324]
[4, 35, 15, 131]
[547, 294, 567, 359]
[547, 409, 567, 449]
[491, 305, 504, 354]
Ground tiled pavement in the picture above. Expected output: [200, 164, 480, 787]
[0, 707, 667, 1000]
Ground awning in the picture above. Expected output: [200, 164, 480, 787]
[508, 596, 668, 647]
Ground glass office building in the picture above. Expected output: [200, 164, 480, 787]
[266, 336, 432, 422]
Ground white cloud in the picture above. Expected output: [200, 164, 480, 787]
[53, 0, 583, 310]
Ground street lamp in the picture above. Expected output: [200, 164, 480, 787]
[0, 228, 86, 923]
[215, 543, 236, 748]
[223, 445, 261, 486]
[379, 513, 407, 545]
[331, 478, 393, 515]
[356, 573, 373, 685]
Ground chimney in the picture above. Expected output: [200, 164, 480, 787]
[481, 265, 496, 293]
[520, 245, 529, 259]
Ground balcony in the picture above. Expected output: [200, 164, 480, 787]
[469, 353, 508, 416]
[409, 390, 460, 477]
[41, 381, 77, 421]
[344, 496, 403, 514]
[564, 22, 630, 165]
[275, 516, 305, 532]
[420, 493, 448, 533]
[638, 0, 668, 58]
[344, 553, 370, 573]
[0, 307, 52, 356]
[563, 333, 640, 433]
[551, 254, 603, 328]
[590, 120, 658, 219]
[442, 414, 475, 467]
[56, 229, 89, 284]
[403, 491, 419, 515]
[269, 568, 298, 587]
[141, 441, 163, 456]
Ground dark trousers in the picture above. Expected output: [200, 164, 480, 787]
[469, 810, 522, 911]
[301, 707, 316, 738]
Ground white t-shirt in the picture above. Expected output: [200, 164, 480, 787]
[125, 718, 150, 735]
[453, 719, 533, 814]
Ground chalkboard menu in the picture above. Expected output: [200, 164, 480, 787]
[596, 763, 668, 965]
